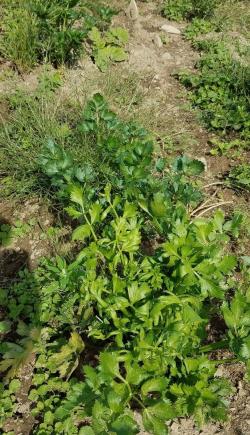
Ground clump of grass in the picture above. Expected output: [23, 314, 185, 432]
[0, 69, 94, 199]
[162, 0, 222, 22]
[216, 0, 250, 38]
[0, 5, 38, 70]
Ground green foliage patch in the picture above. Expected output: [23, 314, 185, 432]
[162, 0, 221, 22]
[88, 27, 129, 72]
[0, 219, 36, 247]
[177, 41, 250, 141]
[40, 94, 204, 209]
[0, 0, 116, 69]
[228, 164, 250, 191]
[0, 95, 249, 434]
[184, 18, 219, 41]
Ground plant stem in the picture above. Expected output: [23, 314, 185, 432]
[195, 201, 233, 218]
[82, 208, 98, 241]
[201, 340, 229, 353]
[203, 182, 225, 188]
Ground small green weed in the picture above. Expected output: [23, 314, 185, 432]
[89, 26, 129, 71]
[0, 219, 36, 247]
[228, 164, 250, 191]
[0, 224, 13, 247]
[0, 378, 21, 425]
[210, 138, 247, 156]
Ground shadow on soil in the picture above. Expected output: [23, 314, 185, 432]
[0, 216, 29, 288]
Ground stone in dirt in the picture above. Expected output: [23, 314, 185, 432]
[197, 157, 208, 172]
[161, 24, 181, 35]
[126, 0, 139, 21]
[153, 34, 163, 48]
[162, 52, 173, 61]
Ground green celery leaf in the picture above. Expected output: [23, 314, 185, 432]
[100, 352, 120, 377]
[72, 224, 91, 241]
[79, 428, 95, 435]
[111, 414, 139, 435]
[70, 185, 84, 206]
[90, 203, 102, 224]
[141, 377, 168, 396]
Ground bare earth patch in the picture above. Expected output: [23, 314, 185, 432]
[0, 199, 53, 288]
